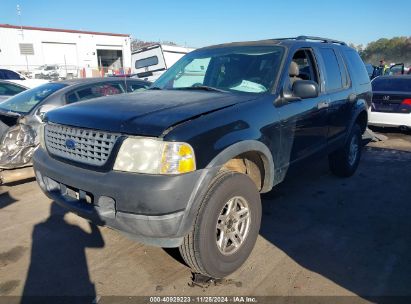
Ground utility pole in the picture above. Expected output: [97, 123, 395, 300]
[17, 4, 29, 73]
[17, 4, 24, 39]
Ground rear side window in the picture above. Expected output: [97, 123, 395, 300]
[75, 83, 125, 101]
[319, 48, 343, 91]
[135, 56, 159, 69]
[0, 69, 21, 80]
[344, 50, 370, 85]
[66, 92, 79, 103]
[0, 83, 26, 95]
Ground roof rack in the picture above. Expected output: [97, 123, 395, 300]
[275, 36, 347, 46]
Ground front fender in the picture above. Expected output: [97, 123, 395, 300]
[206, 140, 275, 193]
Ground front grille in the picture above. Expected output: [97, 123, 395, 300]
[45, 123, 120, 166]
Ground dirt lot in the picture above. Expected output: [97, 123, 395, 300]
[0, 129, 410, 303]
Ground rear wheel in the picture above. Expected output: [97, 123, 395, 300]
[179, 171, 261, 278]
[329, 124, 362, 177]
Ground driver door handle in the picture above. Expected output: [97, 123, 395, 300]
[317, 101, 329, 109]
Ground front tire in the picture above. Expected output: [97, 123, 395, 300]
[329, 124, 362, 177]
[179, 171, 261, 278]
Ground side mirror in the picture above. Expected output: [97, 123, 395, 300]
[37, 104, 57, 120]
[292, 80, 319, 99]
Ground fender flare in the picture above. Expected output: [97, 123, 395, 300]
[346, 100, 368, 142]
[206, 140, 275, 193]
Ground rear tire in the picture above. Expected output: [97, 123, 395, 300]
[329, 124, 362, 177]
[179, 171, 261, 278]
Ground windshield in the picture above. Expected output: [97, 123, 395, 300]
[0, 83, 66, 114]
[153, 45, 285, 94]
[372, 78, 411, 92]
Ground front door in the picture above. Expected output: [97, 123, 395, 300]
[278, 48, 328, 164]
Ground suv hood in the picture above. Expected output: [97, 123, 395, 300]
[46, 90, 258, 136]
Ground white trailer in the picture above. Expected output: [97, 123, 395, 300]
[131, 44, 195, 82]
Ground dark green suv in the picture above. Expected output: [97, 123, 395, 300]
[33, 36, 371, 278]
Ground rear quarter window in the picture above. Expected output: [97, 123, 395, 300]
[343, 50, 370, 85]
[75, 83, 125, 101]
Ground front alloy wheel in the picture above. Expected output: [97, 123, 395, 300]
[216, 196, 251, 255]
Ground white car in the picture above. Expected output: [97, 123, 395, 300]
[0, 68, 48, 88]
[29, 64, 78, 80]
[132, 44, 195, 82]
[368, 75, 411, 130]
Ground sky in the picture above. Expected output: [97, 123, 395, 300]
[0, 0, 410, 48]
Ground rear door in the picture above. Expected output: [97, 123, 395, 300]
[316, 47, 352, 143]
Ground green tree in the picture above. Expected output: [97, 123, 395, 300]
[359, 37, 411, 66]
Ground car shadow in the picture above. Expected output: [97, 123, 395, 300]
[260, 147, 411, 299]
[0, 191, 18, 209]
[2, 177, 36, 187]
[21, 202, 105, 303]
[369, 125, 411, 136]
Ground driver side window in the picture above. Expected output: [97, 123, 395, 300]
[286, 49, 319, 93]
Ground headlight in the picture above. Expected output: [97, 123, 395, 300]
[39, 123, 46, 149]
[113, 137, 196, 175]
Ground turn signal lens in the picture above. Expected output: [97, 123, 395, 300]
[39, 123, 46, 149]
[161, 143, 196, 174]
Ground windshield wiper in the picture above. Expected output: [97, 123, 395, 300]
[148, 86, 162, 90]
[175, 85, 227, 93]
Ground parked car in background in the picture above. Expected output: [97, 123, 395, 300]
[29, 64, 78, 80]
[0, 77, 150, 177]
[369, 63, 405, 79]
[131, 44, 195, 82]
[33, 36, 370, 278]
[368, 75, 411, 130]
[0, 80, 28, 102]
[0, 68, 48, 88]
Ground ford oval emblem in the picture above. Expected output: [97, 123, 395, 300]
[65, 139, 76, 150]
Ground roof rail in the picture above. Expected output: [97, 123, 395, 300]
[275, 36, 347, 46]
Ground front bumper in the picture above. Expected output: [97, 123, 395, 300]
[33, 148, 217, 247]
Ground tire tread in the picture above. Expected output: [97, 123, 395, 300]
[179, 170, 234, 275]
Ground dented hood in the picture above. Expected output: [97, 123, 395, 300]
[45, 90, 257, 136]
